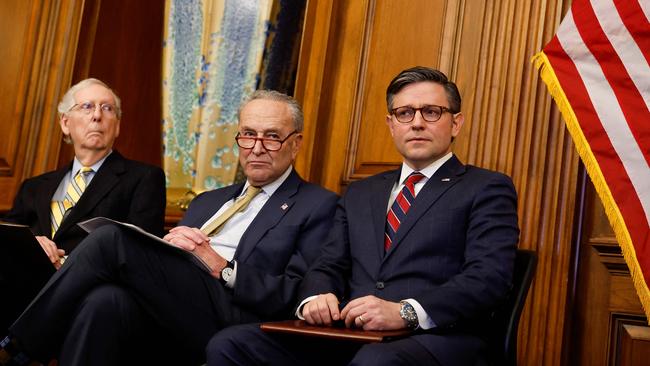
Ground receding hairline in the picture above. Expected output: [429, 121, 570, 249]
[237, 90, 304, 132]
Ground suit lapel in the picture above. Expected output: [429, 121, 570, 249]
[37, 165, 71, 238]
[234, 170, 301, 262]
[370, 169, 400, 260]
[190, 184, 243, 228]
[55, 152, 122, 237]
[385, 156, 466, 261]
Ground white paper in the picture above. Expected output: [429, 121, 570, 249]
[77, 217, 212, 272]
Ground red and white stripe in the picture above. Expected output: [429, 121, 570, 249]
[543, 0, 649, 278]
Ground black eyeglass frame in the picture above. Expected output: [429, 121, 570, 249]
[390, 104, 455, 123]
[235, 130, 299, 151]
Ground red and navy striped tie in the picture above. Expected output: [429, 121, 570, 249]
[385, 172, 425, 252]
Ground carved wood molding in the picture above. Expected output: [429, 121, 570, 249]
[589, 237, 629, 275]
[609, 314, 649, 366]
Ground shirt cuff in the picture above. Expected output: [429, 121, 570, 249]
[405, 298, 436, 330]
[295, 295, 318, 319]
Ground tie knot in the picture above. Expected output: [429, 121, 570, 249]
[78, 167, 93, 176]
[405, 172, 425, 186]
[243, 186, 261, 199]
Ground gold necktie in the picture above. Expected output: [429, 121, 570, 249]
[51, 167, 93, 236]
[201, 186, 262, 236]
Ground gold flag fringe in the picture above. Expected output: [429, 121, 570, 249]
[532, 51, 650, 323]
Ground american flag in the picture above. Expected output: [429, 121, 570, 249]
[534, 0, 650, 319]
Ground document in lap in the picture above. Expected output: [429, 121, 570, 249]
[0, 221, 56, 302]
[77, 217, 212, 272]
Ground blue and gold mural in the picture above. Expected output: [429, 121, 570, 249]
[163, 0, 306, 208]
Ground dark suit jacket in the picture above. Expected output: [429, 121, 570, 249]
[179, 169, 338, 319]
[298, 155, 520, 365]
[3, 151, 166, 253]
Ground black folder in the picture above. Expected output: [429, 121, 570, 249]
[0, 221, 56, 326]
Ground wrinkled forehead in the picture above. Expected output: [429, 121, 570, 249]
[238, 99, 294, 131]
[73, 84, 116, 104]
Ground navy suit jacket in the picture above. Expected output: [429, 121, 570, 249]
[3, 151, 166, 253]
[179, 169, 338, 319]
[298, 155, 519, 365]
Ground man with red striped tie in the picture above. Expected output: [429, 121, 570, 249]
[207, 66, 521, 366]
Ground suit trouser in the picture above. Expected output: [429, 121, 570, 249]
[206, 323, 441, 366]
[9, 225, 259, 365]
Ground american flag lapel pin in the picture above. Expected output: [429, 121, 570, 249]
[281, 203, 289, 210]
[441, 178, 451, 182]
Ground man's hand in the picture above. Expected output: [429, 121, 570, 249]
[35, 236, 65, 269]
[164, 226, 210, 251]
[340, 295, 405, 331]
[163, 226, 227, 278]
[302, 293, 340, 325]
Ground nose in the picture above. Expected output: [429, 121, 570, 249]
[91, 104, 103, 121]
[410, 110, 425, 129]
[251, 138, 266, 155]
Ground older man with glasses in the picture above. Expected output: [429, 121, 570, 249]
[206, 66, 520, 366]
[1, 78, 166, 333]
[0, 90, 337, 366]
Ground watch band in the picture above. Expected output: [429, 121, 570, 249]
[399, 300, 419, 329]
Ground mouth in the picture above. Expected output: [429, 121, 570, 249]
[247, 161, 271, 167]
[406, 137, 431, 143]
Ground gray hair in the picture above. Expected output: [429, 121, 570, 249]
[238, 90, 304, 132]
[386, 66, 461, 113]
[57, 78, 122, 119]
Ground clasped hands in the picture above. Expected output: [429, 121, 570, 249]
[302, 293, 406, 331]
[164, 226, 227, 277]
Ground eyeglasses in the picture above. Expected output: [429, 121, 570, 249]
[235, 130, 298, 151]
[69, 102, 117, 116]
[390, 105, 454, 123]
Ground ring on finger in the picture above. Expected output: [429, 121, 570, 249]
[358, 315, 366, 324]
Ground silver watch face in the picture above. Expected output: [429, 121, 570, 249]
[221, 266, 234, 281]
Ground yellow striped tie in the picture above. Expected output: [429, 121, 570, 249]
[51, 167, 93, 236]
[201, 186, 262, 237]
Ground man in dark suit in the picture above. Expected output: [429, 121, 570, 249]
[206, 66, 520, 366]
[1, 78, 165, 332]
[0, 90, 337, 366]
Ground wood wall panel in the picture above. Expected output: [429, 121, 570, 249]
[569, 180, 648, 366]
[0, 0, 84, 211]
[57, 0, 165, 168]
[618, 324, 650, 366]
[294, 0, 579, 365]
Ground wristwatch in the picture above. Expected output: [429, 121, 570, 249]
[399, 300, 419, 329]
[219, 260, 235, 286]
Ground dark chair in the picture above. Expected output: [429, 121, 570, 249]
[488, 249, 537, 366]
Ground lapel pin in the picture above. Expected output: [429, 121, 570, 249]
[441, 178, 451, 182]
[281, 203, 289, 210]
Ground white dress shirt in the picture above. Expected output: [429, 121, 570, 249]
[297, 153, 453, 330]
[51, 151, 111, 201]
[199, 166, 293, 287]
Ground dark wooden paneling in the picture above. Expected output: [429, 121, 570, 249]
[618, 324, 650, 366]
[58, 0, 165, 168]
[569, 180, 648, 366]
